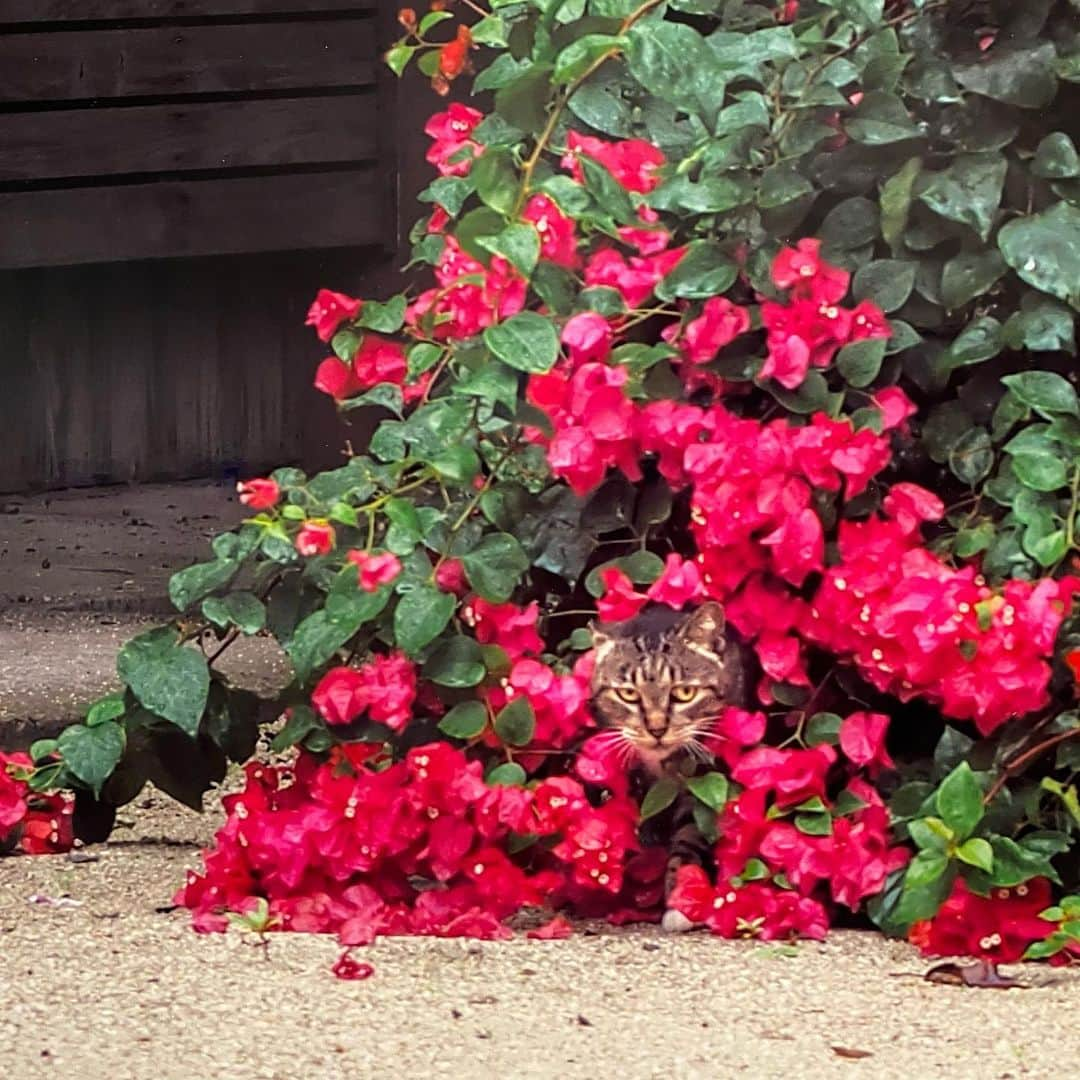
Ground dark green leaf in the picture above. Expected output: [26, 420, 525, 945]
[1002, 294, 1076, 354]
[86, 693, 126, 728]
[553, 33, 625, 84]
[919, 153, 1007, 242]
[424, 636, 486, 688]
[640, 776, 680, 820]
[943, 316, 1003, 370]
[1001, 372, 1080, 418]
[819, 196, 880, 252]
[949, 428, 994, 485]
[484, 313, 560, 374]
[806, 712, 843, 747]
[393, 585, 456, 656]
[655, 241, 738, 301]
[578, 154, 637, 224]
[58, 721, 125, 797]
[357, 295, 406, 334]
[1011, 451, 1068, 492]
[1033, 133, 1080, 180]
[486, 761, 527, 787]
[953, 41, 1058, 109]
[270, 706, 320, 753]
[117, 627, 210, 738]
[461, 533, 530, 603]
[998, 202, 1080, 310]
[478, 224, 541, 278]
[626, 21, 722, 122]
[169, 558, 239, 612]
[844, 90, 920, 145]
[836, 338, 887, 387]
[940, 250, 1007, 311]
[852, 259, 916, 313]
[494, 696, 536, 747]
[438, 701, 489, 740]
[880, 156, 921, 254]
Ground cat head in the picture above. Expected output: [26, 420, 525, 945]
[589, 601, 733, 770]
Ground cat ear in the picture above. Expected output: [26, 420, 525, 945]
[679, 601, 726, 650]
[588, 621, 619, 664]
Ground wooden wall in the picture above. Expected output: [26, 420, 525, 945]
[0, 0, 424, 491]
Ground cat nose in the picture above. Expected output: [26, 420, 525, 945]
[644, 714, 668, 738]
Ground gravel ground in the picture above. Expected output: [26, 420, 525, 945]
[0, 794, 1077, 1080]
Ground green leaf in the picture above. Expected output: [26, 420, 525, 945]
[953, 41, 1058, 110]
[430, 446, 482, 486]
[943, 315, 1003, 370]
[836, 338, 887, 387]
[908, 817, 951, 852]
[919, 153, 1007, 242]
[553, 33, 625, 84]
[648, 174, 752, 215]
[117, 627, 210, 738]
[424, 636, 486, 688]
[758, 163, 814, 209]
[169, 558, 239, 612]
[57, 721, 125, 797]
[988, 836, 1060, 887]
[626, 21, 722, 123]
[385, 43, 416, 77]
[1003, 294, 1076, 354]
[1032, 132, 1079, 181]
[640, 776, 680, 820]
[852, 259, 915, 313]
[686, 772, 729, 811]
[270, 706, 319, 753]
[584, 550, 665, 597]
[86, 693, 126, 728]
[1001, 372, 1080, 418]
[948, 427, 994, 485]
[578, 154, 637, 224]
[819, 0, 884, 30]
[891, 863, 956, 927]
[940, 250, 1007, 311]
[438, 701, 489, 740]
[935, 762, 984, 841]
[393, 585, 456, 657]
[795, 812, 833, 836]
[473, 149, 518, 216]
[903, 848, 950, 890]
[956, 837, 994, 873]
[880, 157, 922, 254]
[478, 224, 541, 278]
[357, 295, 406, 334]
[461, 533, 530, 603]
[494, 696, 536, 747]
[806, 712, 843, 747]
[486, 761, 527, 787]
[844, 90, 920, 145]
[287, 583, 391, 681]
[484, 313, 560, 374]
[819, 196, 880, 252]
[202, 591, 266, 635]
[654, 241, 738, 302]
[1011, 451, 1068, 492]
[998, 202, 1080, 310]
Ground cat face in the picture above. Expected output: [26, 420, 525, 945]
[589, 602, 734, 773]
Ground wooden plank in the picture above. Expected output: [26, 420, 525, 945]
[0, 1, 374, 22]
[0, 168, 383, 269]
[0, 95, 377, 183]
[0, 21, 376, 103]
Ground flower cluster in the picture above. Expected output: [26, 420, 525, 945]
[177, 743, 660, 941]
[0, 753, 73, 856]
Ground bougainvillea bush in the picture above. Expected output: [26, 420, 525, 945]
[9, 0, 1080, 967]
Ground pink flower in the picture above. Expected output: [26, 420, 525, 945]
[523, 195, 579, 269]
[425, 103, 484, 177]
[434, 558, 469, 597]
[596, 568, 648, 623]
[561, 312, 613, 365]
[732, 745, 836, 808]
[346, 550, 402, 592]
[873, 386, 917, 431]
[461, 598, 544, 660]
[646, 554, 705, 609]
[295, 520, 335, 557]
[839, 712, 895, 772]
[306, 289, 361, 343]
[527, 915, 574, 940]
[561, 132, 666, 194]
[236, 478, 280, 511]
[771, 240, 849, 304]
[311, 667, 369, 726]
[663, 297, 751, 365]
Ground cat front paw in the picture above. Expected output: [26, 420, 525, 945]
[660, 908, 695, 933]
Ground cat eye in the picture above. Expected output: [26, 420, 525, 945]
[670, 685, 702, 703]
[614, 687, 641, 703]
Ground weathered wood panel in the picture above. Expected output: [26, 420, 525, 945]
[0, 168, 382, 269]
[0, 95, 377, 182]
[0, 21, 376, 103]
[0, 1, 373, 20]
[0, 248, 382, 492]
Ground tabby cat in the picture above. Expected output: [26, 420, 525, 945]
[589, 600, 748, 931]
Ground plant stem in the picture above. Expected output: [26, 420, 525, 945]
[984, 727, 1080, 806]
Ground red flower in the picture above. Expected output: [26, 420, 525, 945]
[561, 132, 666, 194]
[732, 744, 836, 808]
[771, 240, 849, 304]
[839, 712, 895, 771]
[596, 568, 648, 623]
[314, 356, 362, 401]
[528, 914, 574, 940]
[312, 667, 369, 726]
[663, 297, 751, 365]
[425, 103, 484, 177]
[346, 550, 402, 592]
[523, 195, 580, 269]
[461, 598, 544, 659]
[873, 386, 917, 431]
[295, 520, 335, 557]
[237, 478, 280, 511]
[561, 312, 613, 365]
[434, 557, 469, 597]
[438, 25, 473, 81]
[306, 289, 362, 343]
[332, 950, 375, 980]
